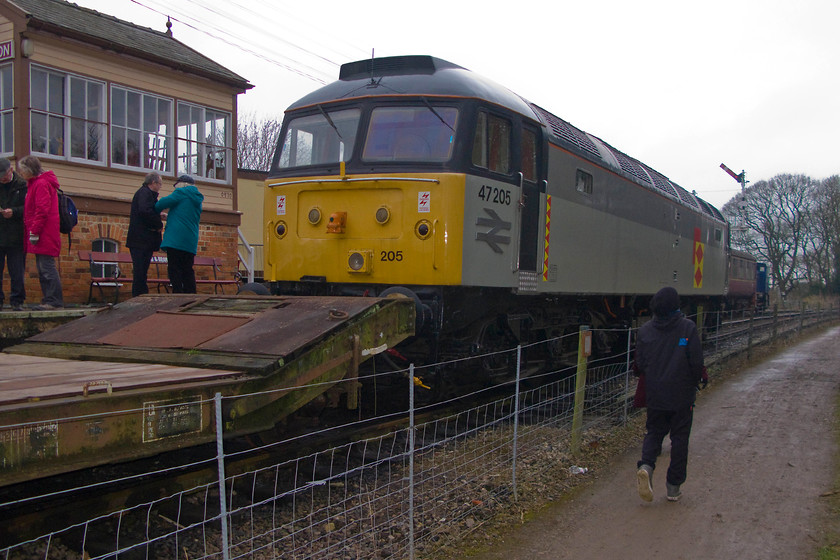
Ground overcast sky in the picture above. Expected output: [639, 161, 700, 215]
[70, 0, 840, 209]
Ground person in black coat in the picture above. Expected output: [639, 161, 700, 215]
[126, 172, 164, 297]
[0, 158, 27, 310]
[634, 287, 705, 502]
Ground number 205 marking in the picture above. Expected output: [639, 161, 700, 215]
[380, 251, 404, 262]
[478, 185, 511, 205]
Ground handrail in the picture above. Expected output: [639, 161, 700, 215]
[267, 176, 440, 188]
[237, 227, 255, 283]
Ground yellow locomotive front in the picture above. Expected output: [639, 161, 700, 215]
[264, 95, 473, 291]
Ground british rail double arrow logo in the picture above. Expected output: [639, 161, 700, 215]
[476, 208, 511, 253]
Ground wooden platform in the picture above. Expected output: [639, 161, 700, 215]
[0, 293, 415, 487]
[0, 353, 243, 407]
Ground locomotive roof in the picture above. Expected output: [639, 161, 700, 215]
[288, 55, 539, 119]
[288, 55, 725, 224]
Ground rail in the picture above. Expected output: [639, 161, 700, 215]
[1, 305, 837, 558]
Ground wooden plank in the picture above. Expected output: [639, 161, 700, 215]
[0, 354, 244, 406]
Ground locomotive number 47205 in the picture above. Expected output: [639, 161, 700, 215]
[478, 185, 511, 205]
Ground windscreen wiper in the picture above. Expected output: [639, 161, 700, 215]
[421, 96, 455, 133]
[317, 104, 342, 139]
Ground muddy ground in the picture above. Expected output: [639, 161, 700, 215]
[466, 326, 840, 560]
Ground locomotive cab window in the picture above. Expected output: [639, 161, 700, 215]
[363, 106, 458, 162]
[521, 128, 537, 182]
[576, 169, 593, 195]
[472, 112, 511, 174]
[278, 108, 360, 168]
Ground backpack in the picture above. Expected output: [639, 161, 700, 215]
[57, 189, 78, 234]
[57, 189, 78, 253]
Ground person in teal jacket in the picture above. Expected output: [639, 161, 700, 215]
[155, 174, 203, 293]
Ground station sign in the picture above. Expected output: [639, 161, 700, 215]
[0, 41, 12, 61]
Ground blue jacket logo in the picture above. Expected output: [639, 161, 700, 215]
[678, 338, 688, 346]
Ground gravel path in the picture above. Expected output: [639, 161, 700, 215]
[469, 326, 840, 559]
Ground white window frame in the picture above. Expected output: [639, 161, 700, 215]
[110, 85, 173, 172]
[92, 238, 119, 279]
[0, 63, 12, 155]
[176, 102, 232, 183]
[30, 65, 106, 164]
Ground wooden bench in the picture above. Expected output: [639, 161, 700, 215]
[78, 251, 239, 303]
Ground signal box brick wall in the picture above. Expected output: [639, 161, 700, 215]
[15, 206, 241, 305]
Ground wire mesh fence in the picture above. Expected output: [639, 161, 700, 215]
[1, 306, 837, 559]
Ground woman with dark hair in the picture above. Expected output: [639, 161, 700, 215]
[19, 155, 63, 309]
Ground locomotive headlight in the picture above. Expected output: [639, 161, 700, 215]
[275, 221, 287, 238]
[347, 250, 373, 273]
[307, 207, 322, 225]
[375, 206, 391, 225]
[415, 219, 432, 240]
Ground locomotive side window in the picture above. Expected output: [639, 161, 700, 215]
[363, 106, 458, 162]
[278, 108, 360, 168]
[576, 169, 593, 194]
[472, 112, 511, 174]
[521, 128, 537, 182]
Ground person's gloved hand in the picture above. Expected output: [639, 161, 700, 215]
[698, 366, 709, 390]
[29, 233, 39, 244]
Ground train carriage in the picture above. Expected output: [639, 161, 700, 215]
[263, 55, 729, 370]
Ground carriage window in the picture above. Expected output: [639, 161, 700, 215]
[278, 108, 360, 168]
[363, 106, 457, 162]
[576, 169, 593, 195]
[521, 128, 537, 182]
[472, 112, 511, 174]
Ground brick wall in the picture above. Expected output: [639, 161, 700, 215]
[15, 211, 241, 306]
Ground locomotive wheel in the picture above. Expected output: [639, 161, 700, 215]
[237, 282, 270, 295]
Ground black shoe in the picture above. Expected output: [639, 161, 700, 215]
[11, 304, 22, 311]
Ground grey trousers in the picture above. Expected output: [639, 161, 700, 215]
[35, 254, 64, 307]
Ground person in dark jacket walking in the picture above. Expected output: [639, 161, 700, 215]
[19, 155, 63, 310]
[126, 172, 164, 297]
[0, 158, 27, 310]
[154, 174, 203, 293]
[635, 287, 705, 502]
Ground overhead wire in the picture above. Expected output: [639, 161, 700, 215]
[128, 0, 337, 84]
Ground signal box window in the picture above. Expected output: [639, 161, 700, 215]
[363, 106, 458, 162]
[0, 64, 11, 154]
[30, 66, 105, 162]
[176, 102, 232, 182]
[279, 108, 360, 168]
[472, 112, 511, 174]
[112, 87, 172, 172]
[576, 169, 593, 194]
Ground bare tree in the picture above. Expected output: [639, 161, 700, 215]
[237, 112, 283, 171]
[803, 175, 840, 291]
[723, 174, 814, 297]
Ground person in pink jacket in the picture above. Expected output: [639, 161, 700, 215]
[19, 155, 63, 309]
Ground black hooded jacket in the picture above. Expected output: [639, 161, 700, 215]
[635, 312, 704, 410]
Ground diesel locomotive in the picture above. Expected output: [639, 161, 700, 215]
[262, 55, 730, 375]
